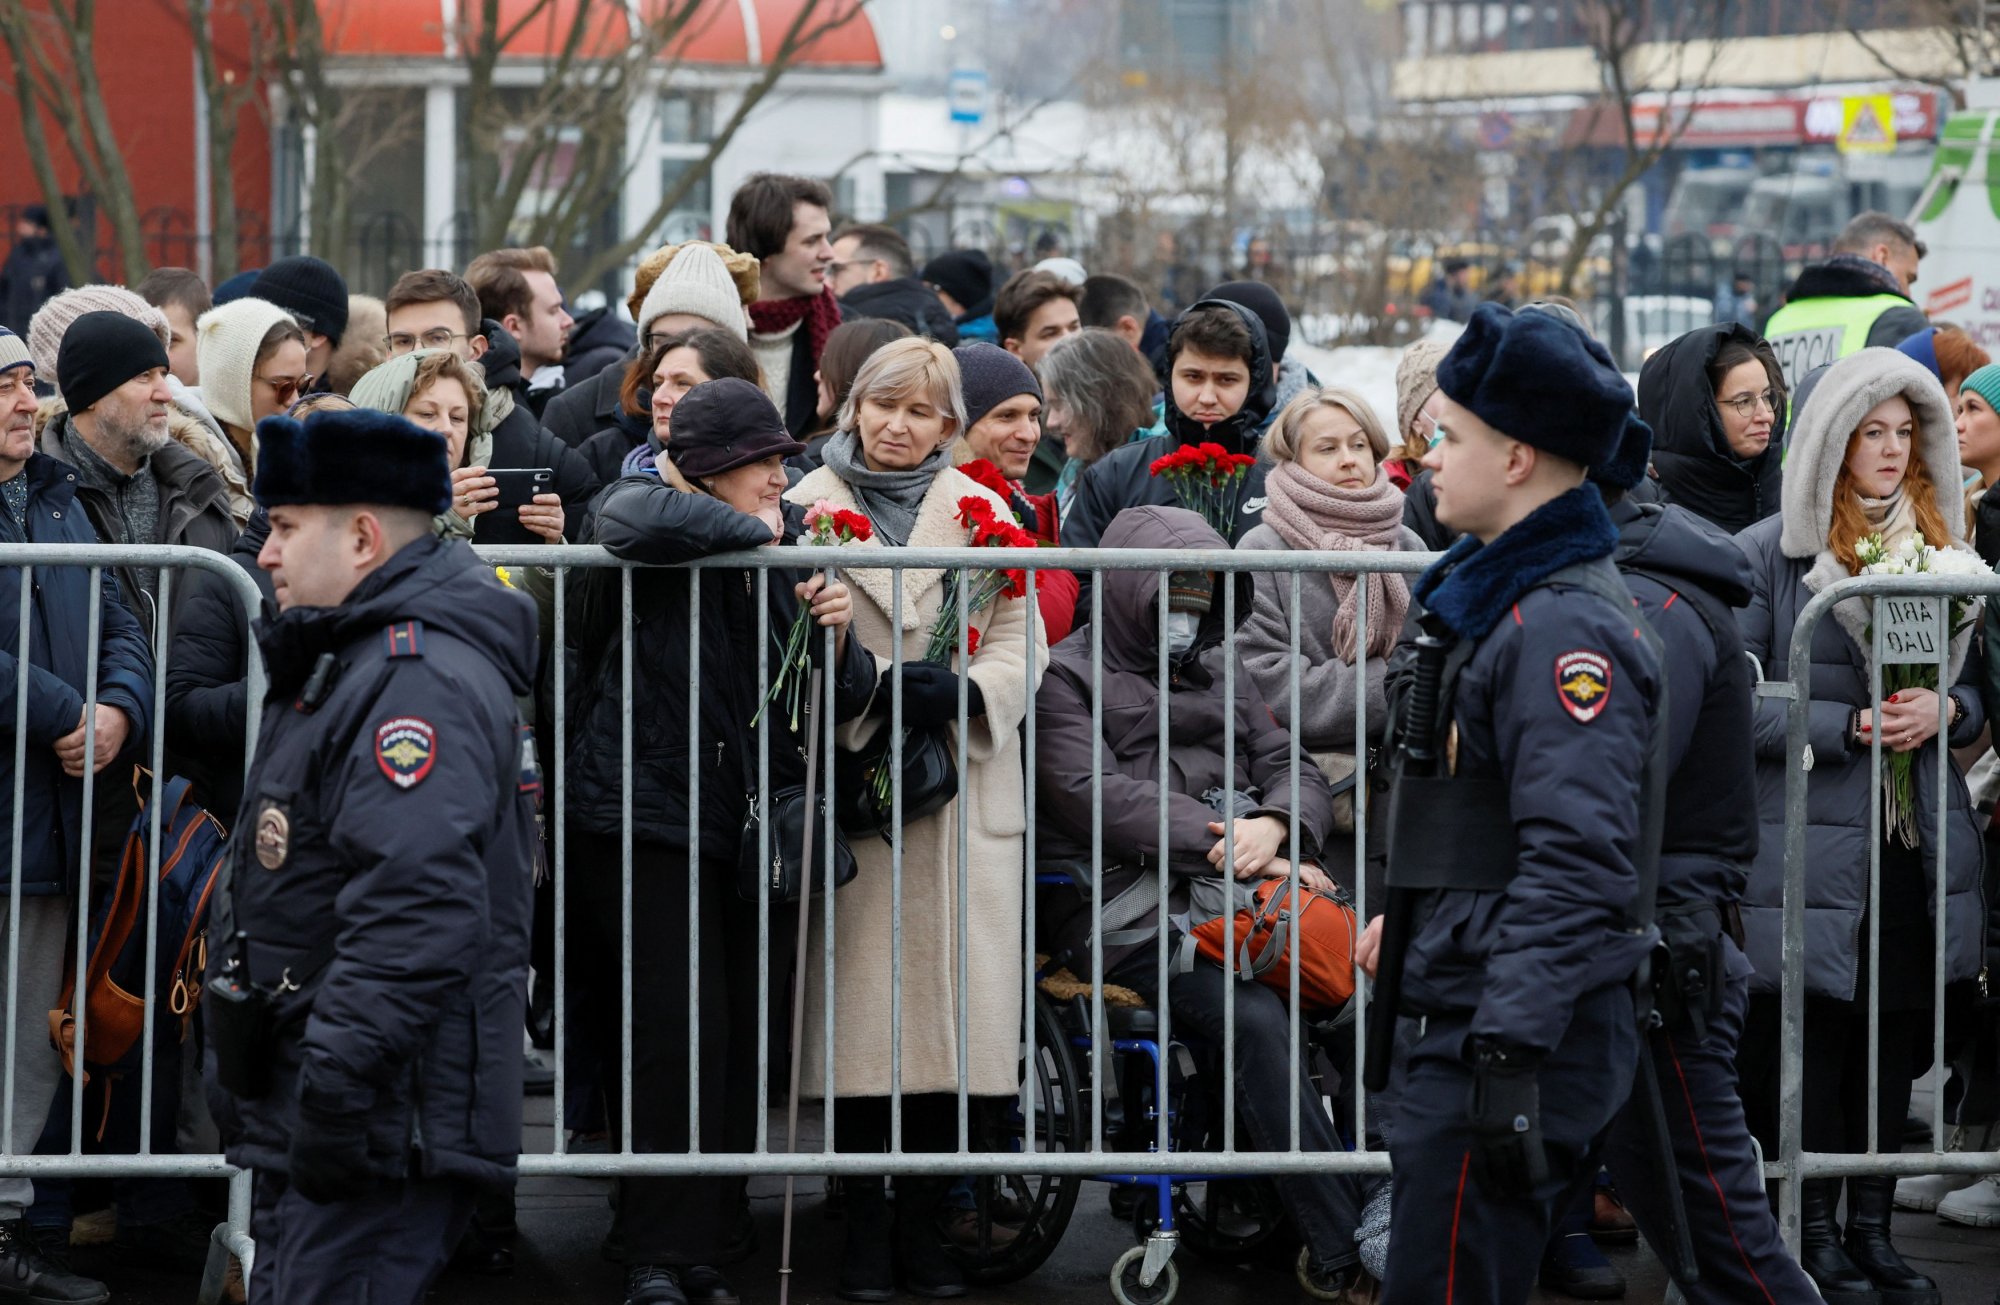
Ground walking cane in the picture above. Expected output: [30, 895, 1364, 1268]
[777, 624, 828, 1304]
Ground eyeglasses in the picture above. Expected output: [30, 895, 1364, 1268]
[383, 329, 469, 354]
[257, 373, 314, 404]
[1721, 389, 1779, 418]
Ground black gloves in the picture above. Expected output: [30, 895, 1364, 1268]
[894, 661, 986, 728]
[1465, 1037, 1547, 1199]
[288, 1088, 376, 1205]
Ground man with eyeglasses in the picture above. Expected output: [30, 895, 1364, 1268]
[381, 268, 598, 539]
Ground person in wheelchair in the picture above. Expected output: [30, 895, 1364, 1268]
[1032, 504, 1370, 1299]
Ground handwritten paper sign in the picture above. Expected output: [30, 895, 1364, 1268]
[1881, 597, 1942, 665]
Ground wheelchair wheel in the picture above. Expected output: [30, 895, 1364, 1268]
[946, 990, 1084, 1285]
[1110, 1244, 1180, 1305]
[1175, 1177, 1296, 1266]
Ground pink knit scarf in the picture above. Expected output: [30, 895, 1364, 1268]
[1262, 460, 1410, 662]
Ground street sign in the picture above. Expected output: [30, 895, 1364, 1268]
[1839, 94, 1897, 154]
[948, 67, 987, 126]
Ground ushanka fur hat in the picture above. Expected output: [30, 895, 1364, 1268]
[1779, 347, 1959, 560]
[1438, 303, 1636, 472]
[253, 408, 452, 514]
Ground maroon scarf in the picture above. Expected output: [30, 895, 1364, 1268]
[747, 285, 843, 364]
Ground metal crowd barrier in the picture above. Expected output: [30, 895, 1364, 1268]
[4, 542, 1997, 1288]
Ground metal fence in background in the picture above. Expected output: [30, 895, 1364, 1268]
[1, 542, 1997, 1302]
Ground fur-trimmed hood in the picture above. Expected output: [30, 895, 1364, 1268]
[1779, 347, 1960, 560]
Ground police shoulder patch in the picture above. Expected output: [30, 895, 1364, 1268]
[1554, 649, 1612, 723]
[375, 716, 437, 788]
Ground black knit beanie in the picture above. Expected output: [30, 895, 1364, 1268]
[922, 250, 996, 312]
[251, 256, 350, 346]
[56, 312, 171, 414]
[952, 342, 1041, 430]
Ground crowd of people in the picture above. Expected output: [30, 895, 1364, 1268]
[0, 182, 1997, 1305]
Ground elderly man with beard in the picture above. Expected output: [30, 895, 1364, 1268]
[41, 311, 236, 637]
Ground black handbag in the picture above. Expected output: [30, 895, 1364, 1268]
[736, 784, 857, 904]
[836, 724, 959, 840]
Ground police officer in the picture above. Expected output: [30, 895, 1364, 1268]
[1355, 304, 1663, 1303]
[204, 406, 539, 1305]
[1592, 445, 1821, 1302]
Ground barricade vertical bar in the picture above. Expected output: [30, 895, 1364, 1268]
[71, 568, 102, 1155]
[5, 567, 31, 1158]
[1089, 581, 1105, 1152]
[821, 583, 838, 1144]
[1352, 563, 1370, 1151]
[1022, 568, 1039, 1158]
[1156, 572, 1171, 1156]
[620, 566, 634, 1152]
[890, 579, 905, 1153]
[1866, 612, 1882, 1154]
[139, 569, 172, 1153]
[955, 568, 971, 1149]
[552, 565, 568, 1156]
[755, 567, 771, 1152]
[1779, 586, 1813, 1248]
[1221, 564, 1236, 1152]
[688, 568, 703, 1147]
[1288, 566, 1303, 1151]
[1932, 600, 1949, 1150]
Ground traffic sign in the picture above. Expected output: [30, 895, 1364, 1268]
[948, 68, 988, 126]
[1839, 94, 1897, 154]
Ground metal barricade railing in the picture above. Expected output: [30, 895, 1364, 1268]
[1772, 570, 2000, 1251]
[15, 538, 2000, 1289]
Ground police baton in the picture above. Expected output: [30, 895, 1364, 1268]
[1364, 633, 1447, 1093]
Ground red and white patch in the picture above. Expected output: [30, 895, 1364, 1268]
[375, 717, 437, 789]
[1554, 650, 1612, 723]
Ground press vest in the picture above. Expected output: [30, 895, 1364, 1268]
[1763, 293, 1910, 390]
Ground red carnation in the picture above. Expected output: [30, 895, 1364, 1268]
[836, 509, 873, 541]
[960, 459, 1015, 504]
[957, 496, 998, 530]
[964, 626, 982, 658]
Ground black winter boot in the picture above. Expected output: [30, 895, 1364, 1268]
[893, 1177, 968, 1299]
[837, 1176, 896, 1303]
[0, 1220, 109, 1304]
[1843, 1175, 1941, 1305]
[1799, 1179, 1880, 1304]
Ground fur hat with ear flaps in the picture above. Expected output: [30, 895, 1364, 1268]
[1779, 347, 1960, 562]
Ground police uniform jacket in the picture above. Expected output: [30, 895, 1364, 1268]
[207, 532, 540, 1189]
[1396, 486, 1662, 1054]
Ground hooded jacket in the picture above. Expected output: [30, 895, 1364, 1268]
[165, 509, 273, 817]
[1732, 347, 1986, 998]
[207, 534, 539, 1187]
[1034, 506, 1335, 973]
[0, 452, 153, 895]
[477, 322, 602, 539]
[1060, 299, 1279, 620]
[840, 277, 961, 346]
[1638, 323, 1785, 536]
[562, 304, 637, 388]
[566, 481, 877, 853]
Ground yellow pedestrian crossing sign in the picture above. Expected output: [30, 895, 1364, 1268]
[1840, 95, 1897, 154]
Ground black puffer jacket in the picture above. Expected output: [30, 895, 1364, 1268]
[577, 400, 651, 488]
[566, 479, 877, 852]
[840, 277, 960, 345]
[1637, 323, 1784, 536]
[479, 322, 602, 539]
[165, 510, 273, 817]
[542, 361, 628, 449]
[563, 305, 636, 388]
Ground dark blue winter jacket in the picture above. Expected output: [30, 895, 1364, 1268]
[0, 452, 154, 894]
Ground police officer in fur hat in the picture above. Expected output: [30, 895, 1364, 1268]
[1355, 304, 1666, 1303]
[204, 407, 539, 1305]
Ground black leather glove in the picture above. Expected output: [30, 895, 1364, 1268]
[1465, 1037, 1548, 1200]
[895, 660, 986, 727]
[288, 1090, 376, 1205]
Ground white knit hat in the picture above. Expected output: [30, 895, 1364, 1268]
[27, 284, 171, 387]
[636, 244, 748, 342]
[196, 297, 299, 433]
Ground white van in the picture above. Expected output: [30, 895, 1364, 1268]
[1914, 100, 2000, 351]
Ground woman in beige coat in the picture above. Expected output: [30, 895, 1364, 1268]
[785, 337, 1047, 1301]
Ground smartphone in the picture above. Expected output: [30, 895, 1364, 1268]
[476, 467, 555, 545]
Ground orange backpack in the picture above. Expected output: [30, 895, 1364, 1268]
[1188, 879, 1358, 1013]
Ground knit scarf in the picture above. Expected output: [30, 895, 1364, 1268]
[747, 286, 843, 365]
[1262, 460, 1410, 661]
[1858, 488, 1921, 561]
[821, 428, 948, 547]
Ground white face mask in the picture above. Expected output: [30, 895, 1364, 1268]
[1166, 610, 1203, 656]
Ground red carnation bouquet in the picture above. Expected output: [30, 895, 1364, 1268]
[754, 499, 871, 731]
[1149, 441, 1257, 536]
[867, 491, 1033, 805]
[956, 458, 1018, 514]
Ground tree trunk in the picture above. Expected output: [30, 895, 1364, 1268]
[0, 7, 91, 281]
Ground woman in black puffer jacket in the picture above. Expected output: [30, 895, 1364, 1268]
[566, 379, 876, 1305]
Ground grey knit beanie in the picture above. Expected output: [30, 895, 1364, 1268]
[28, 284, 171, 387]
[196, 297, 299, 434]
[636, 244, 749, 341]
[1394, 338, 1450, 445]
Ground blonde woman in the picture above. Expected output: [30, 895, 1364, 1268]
[785, 337, 1047, 1300]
